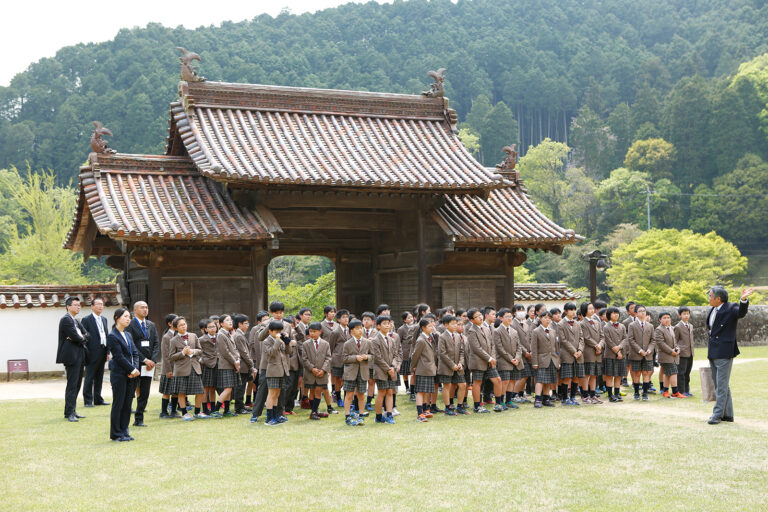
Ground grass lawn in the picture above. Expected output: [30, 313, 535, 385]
[2, 347, 767, 511]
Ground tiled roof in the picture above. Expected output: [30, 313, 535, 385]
[0, 285, 122, 309]
[65, 154, 280, 250]
[433, 179, 582, 248]
[168, 81, 501, 191]
[514, 283, 580, 302]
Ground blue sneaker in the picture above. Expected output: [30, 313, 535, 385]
[337, 398, 345, 408]
[345, 416, 358, 426]
[277, 415, 288, 423]
[265, 419, 280, 426]
[384, 415, 396, 424]
[249, 416, 259, 423]
[365, 402, 374, 411]
[374, 416, 386, 423]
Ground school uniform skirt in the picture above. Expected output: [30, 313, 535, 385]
[216, 368, 240, 389]
[512, 361, 533, 380]
[536, 362, 558, 384]
[343, 371, 367, 393]
[375, 376, 398, 390]
[399, 358, 411, 376]
[472, 368, 499, 382]
[239, 372, 253, 384]
[661, 362, 679, 375]
[170, 372, 204, 395]
[603, 358, 626, 377]
[559, 362, 575, 379]
[201, 365, 218, 387]
[630, 359, 654, 372]
[331, 366, 344, 378]
[498, 369, 516, 381]
[159, 375, 173, 395]
[266, 376, 284, 389]
[584, 361, 602, 377]
[413, 374, 436, 394]
[438, 371, 465, 384]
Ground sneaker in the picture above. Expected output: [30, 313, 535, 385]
[619, 389, 627, 396]
[444, 408, 457, 416]
[392, 408, 400, 416]
[409, 393, 416, 402]
[357, 411, 370, 418]
[534, 400, 543, 408]
[505, 401, 519, 409]
[223, 411, 237, 417]
[615, 395, 623, 402]
[512, 396, 524, 404]
[249, 416, 260, 423]
[236, 408, 250, 415]
[365, 402, 374, 411]
[265, 419, 280, 426]
[648, 385, 657, 394]
[608, 395, 619, 403]
[423, 410, 434, 418]
[345, 416, 358, 426]
[457, 405, 471, 415]
[182, 413, 195, 421]
[384, 415, 396, 424]
[284, 410, 297, 416]
[683, 392, 694, 397]
[476, 406, 490, 414]
[430, 405, 444, 413]
[633, 393, 640, 401]
[355, 417, 365, 426]
[592, 397, 603, 404]
[672, 392, 686, 398]
[277, 415, 288, 423]
[317, 411, 329, 418]
[542, 399, 555, 407]
[561, 399, 569, 406]
[375, 416, 386, 423]
[309, 412, 320, 420]
[563, 399, 576, 406]
[210, 411, 223, 418]
[663, 390, 671, 398]
[621, 378, 629, 387]
[336, 398, 345, 408]
[642, 394, 649, 401]
[493, 404, 504, 412]
[196, 412, 210, 419]
[327, 407, 339, 415]
[159, 412, 170, 419]
[417, 414, 429, 422]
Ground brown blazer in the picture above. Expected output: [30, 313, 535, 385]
[371, 332, 400, 381]
[398, 322, 415, 360]
[300, 337, 331, 385]
[199, 333, 218, 369]
[233, 329, 254, 374]
[161, 329, 175, 375]
[405, 323, 420, 358]
[391, 331, 403, 371]
[320, 319, 336, 342]
[250, 324, 267, 370]
[411, 332, 437, 377]
[558, 319, 585, 364]
[655, 325, 680, 364]
[292, 322, 309, 372]
[263, 334, 291, 378]
[216, 329, 239, 370]
[362, 327, 378, 341]
[511, 319, 532, 357]
[603, 322, 627, 360]
[342, 336, 373, 381]
[580, 318, 605, 363]
[467, 323, 494, 371]
[674, 321, 694, 358]
[627, 321, 655, 361]
[329, 324, 350, 368]
[168, 333, 202, 377]
[531, 324, 560, 369]
[493, 324, 524, 371]
[622, 316, 635, 328]
[437, 330, 465, 376]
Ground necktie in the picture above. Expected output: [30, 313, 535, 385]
[315, 340, 318, 351]
[506, 327, 511, 337]
[544, 329, 549, 334]
[329, 322, 334, 328]
[568, 321, 574, 326]
[640, 322, 644, 330]
[344, 327, 348, 337]
[96, 316, 106, 345]
[613, 323, 619, 328]
[357, 340, 361, 350]
[141, 320, 147, 337]
[688, 324, 692, 334]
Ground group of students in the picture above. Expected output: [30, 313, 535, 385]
[152, 298, 696, 426]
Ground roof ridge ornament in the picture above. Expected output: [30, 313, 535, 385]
[494, 144, 519, 182]
[89, 121, 116, 165]
[177, 46, 206, 83]
[422, 68, 446, 98]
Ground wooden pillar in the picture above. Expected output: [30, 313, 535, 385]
[147, 250, 164, 330]
[335, 249, 343, 308]
[504, 252, 515, 308]
[417, 210, 430, 304]
[251, 246, 271, 317]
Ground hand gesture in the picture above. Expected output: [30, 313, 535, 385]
[145, 360, 155, 370]
[741, 288, 754, 301]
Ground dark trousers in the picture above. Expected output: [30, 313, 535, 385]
[234, 373, 250, 410]
[83, 350, 107, 405]
[280, 370, 299, 413]
[64, 363, 84, 417]
[252, 370, 268, 418]
[134, 375, 152, 423]
[110, 374, 136, 439]
[678, 356, 693, 394]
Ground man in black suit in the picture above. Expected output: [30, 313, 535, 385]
[81, 297, 110, 407]
[56, 297, 90, 422]
[706, 285, 753, 425]
[124, 301, 158, 427]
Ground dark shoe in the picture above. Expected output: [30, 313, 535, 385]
[133, 422, 147, 427]
[74, 412, 86, 419]
[633, 393, 640, 401]
[707, 416, 721, 425]
[118, 436, 133, 442]
[96, 401, 109, 406]
[642, 394, 649, 401]
[84, 403, 95, 408]
[317, 411, 329, 418]
[534, 400, 543, 408]
[608, 395, 619, 403]
[542, 399, 556, 407]
[309, 412, 320, 420]
[236, 408, 250, 415]
[67, 414, 79, 422]
[722, 416, 734, 422]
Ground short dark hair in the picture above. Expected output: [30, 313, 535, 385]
[497, 308, 513, 318]
[563, 302, 577, 312]
[625, 301, 636, 312]
[269, 301, 285, 313]
[441, 314, 456, 325]
[513, 304, 525, 312]
[709, 286, 728, 303]
[456, 308, 466, 317]
[65, 296, 80, 307]
[376, 304, 390, 315]
[323, 305, 336, 315]
[549, 307, 561, 315]
[336, 309, 350, 319]
[298, 307, 311, 316]
[414, 303, 430, 318]
[401, 311, 411, 321]
[233, 314, 249, 329]
[256, 311, 269, 322]
[308, 321, 323, 331]
[172, 316, 186, 328]
[361, 311, 375, 321]
[482, 306, 496, 316]
[419, 317, 433, 329]
[534, 303, 545, 314]
[467, 308, 481, 320]
[375, 315, 392, 326]
[219, 314, 232, 325]
[578, 302, 591, 317]
[635, 304, 646, 313]
[423, 313, 436, 321]
[606, 306, 620, 320]
[594, 300, 607, 310]
[678, 306, 691, 315]
[539, 310, 552, 319]
[210, 315, 220, 321]
[348, 319, 363, 329]
[113, 307, 129, 323]
[199, 318, 209, 330]
[267, 320, 284, 332]
[659, 311, 671, 319]
[598, 308, 607, 318]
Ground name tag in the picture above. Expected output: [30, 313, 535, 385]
[141, 340, 150, 347]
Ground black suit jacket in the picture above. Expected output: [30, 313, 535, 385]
[125, 317, 160, 367]
[81, 313, 109, 362]
[707, 300, 749, 360]
[107, 328, 140, 376]
[56, 314, 89, 366]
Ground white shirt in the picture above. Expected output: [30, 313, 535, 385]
[69, 314, 83, 338]
[709, 305, 722, 329]
[92, 312, 106, 345]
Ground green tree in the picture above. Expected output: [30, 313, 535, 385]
[624, 138, 677, 181]
[478, 101, 518, 167]
[517, 139, 569, 225]
[457, 127, 480, 157]
[607, 229, 747, 303]
[268, 271, 335, 316]
[569, 105, 616, 177]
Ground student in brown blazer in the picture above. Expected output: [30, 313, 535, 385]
[406, 303, 431, 401]
[360, 312, 378, 411]
[294, 308, 312, 410]
[248, 312, 270, 423]
[626, 304, 656, 400]
[342, 319, 372, 426]
[397, 311, 415, 395]
[301, 322, 332, 420]
[320, 306, 337, 341]
[232, 315, 255, 414]
[158, 314, 179, 419]
[168, 317, 205, 420]
[436, 315, 468, 416]
[674, 307, 695, 396]
[602, 308, 628, 402]
[215, 315, 239, 417]
[258, 302, 297, 417]
[263, 320, 293, 426]
[328, 309, 351, 407]
[558, 303, 585, 406]
[531, 311, 560, 408]
[466, 308, 503, 413]
[410, 317, 437, 422]
[511, 305, 534, 404]
[493, 308, 524, 410]
[655, 312, 685, 398]
[370, 316, 400, 424]
[199, 318, 219, 417]
[580, 302, 606, 404]
[622, 302, 637, 328]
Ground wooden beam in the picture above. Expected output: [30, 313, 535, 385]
[147, 250, 164, 330]
[504, 252, 515, 308]
[250, 246, 271, 316]
[417, 210, 431, 303]
[272, 210, 397, 231]
[335, 249, 342, 308]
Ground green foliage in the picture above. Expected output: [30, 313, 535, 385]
[517, 138, 569, 224]
[457, 127, 480, 157]
[569, 105, 617, 177]
[268, 271, 335, 316]
[624, 138, 677, 181]
[268, 256, 334, 288]
[607, 229, 747, 303]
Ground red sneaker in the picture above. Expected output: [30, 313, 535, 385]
[423, 410, 434, 418]
[672, 392, 686, 398]
[300, 398, 311, 409]
[317, 411, 329, 418]
[662, 390, 670, 398]
[285, 410, 297, 415]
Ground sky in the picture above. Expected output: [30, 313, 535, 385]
[0, 0, 390, 86]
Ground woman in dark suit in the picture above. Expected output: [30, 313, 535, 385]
[107, 308, 140, 441]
